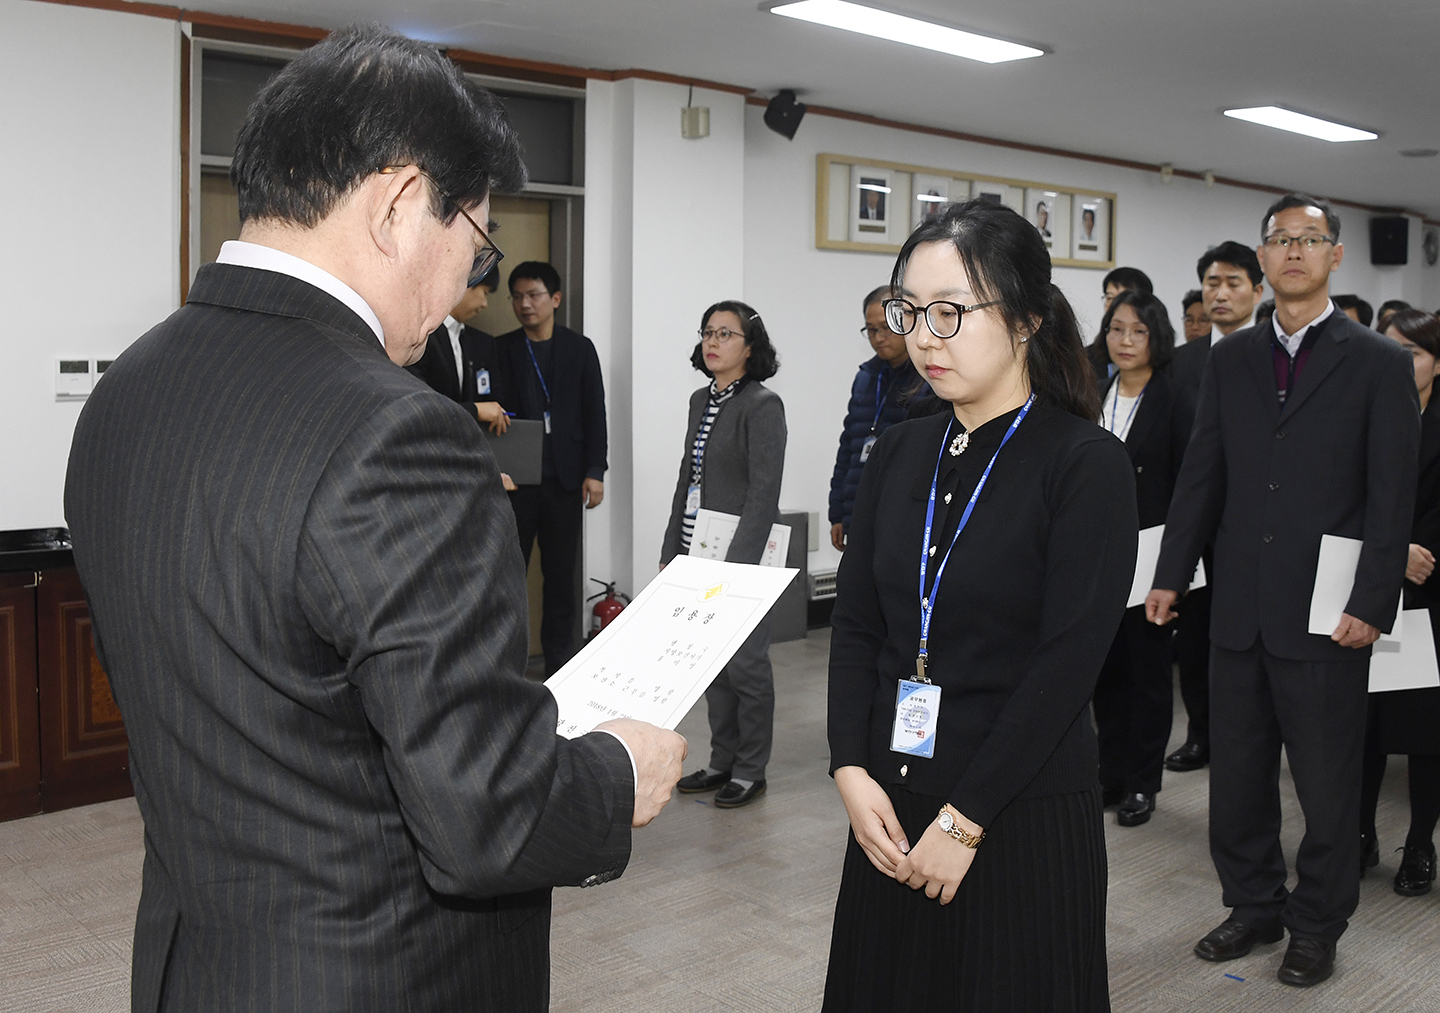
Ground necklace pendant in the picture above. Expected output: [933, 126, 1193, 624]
[949, 431, 970, 457]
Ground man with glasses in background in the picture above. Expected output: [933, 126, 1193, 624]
[65, 27, 683, 1012]
[496, 261, 609, 675]
[1146, 194, 1418, 988]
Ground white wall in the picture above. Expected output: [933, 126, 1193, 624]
[584, 78, 746, 593]
[740, 105, 1440, 577]
[0, 0, 179, 530]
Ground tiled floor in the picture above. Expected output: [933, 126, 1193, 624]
[4, 629, 1438, 1011]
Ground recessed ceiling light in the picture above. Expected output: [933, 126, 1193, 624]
[766, 1, 1045, 64]
[1222, 106, 1377, 143]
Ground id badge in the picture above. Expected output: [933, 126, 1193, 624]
[475, 368, 491, 395]
[890, 679, 941, 758]
[543, 410, 552, 434]
[685, 484, 701, 518]
[859, 435, 877, 463]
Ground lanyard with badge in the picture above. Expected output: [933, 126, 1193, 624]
[1106, 379, 1146, 436]
[859, 369, 891, 464]
[524, 338, 553, 433]
[891, 394, 1035, 760]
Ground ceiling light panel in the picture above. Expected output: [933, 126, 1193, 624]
[767, 1, 1044, 64]
[1222, 106, 1377, 143]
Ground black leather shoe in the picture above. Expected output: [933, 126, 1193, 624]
[1102, 785, 1124, 808]
[1164, 741, 1209, 772]
[677, 769, 731, 794]
[1116, 792, 1156, 827]
[1360, 832, 1380, 874]
[1394, 842, 1437, 897]
[1277, 936, 1335, 987]
[1194, 918, 1285, 962]
[713, 779, 766, 808]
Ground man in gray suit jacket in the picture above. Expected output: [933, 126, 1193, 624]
[64, 26, 684, 1013]
[1147, 194, 1419, 988]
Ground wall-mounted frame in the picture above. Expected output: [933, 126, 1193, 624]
[816, 153, 1117, 269]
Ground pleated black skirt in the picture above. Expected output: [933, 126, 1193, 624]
[822, 784, 1110, 1013]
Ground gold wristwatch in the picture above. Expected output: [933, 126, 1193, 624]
[937, 806, 985, 849]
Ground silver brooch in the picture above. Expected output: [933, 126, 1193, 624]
[949, 431, 970, 456]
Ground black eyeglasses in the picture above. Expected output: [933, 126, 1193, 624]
[883, 297, 1000, 340]
[1262, 233, 1335, 252]
[380, 166, 504, 286]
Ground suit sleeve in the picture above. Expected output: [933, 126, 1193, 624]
[1346, 345, 1421, 630]
[829, 373, 864, 525]
[660, 393, 702, 566]
[294, 391, 633, 897]
[1155, 353, 1225, 591]
[1169, 380, 1197, 491]
[581, 338, 608, 483]
[948, 436, 1137, 826]
[724, 392, 787, 564]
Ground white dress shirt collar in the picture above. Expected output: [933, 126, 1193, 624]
[1272, 300, 1336, 357]
[215, 241, 385, 346]
[1210, 311, 1255, 345]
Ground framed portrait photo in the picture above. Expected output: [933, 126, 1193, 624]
[1025, 189, 1071, 256]
[850, 165, 893, 244]
[1071, 197, 1111, 262]
[911, 173, 950, 230]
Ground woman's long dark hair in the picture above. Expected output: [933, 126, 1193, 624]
[1097, 289, 1177, 373]
[890, 199, 1099, 421]
[689, 300, 779, 381]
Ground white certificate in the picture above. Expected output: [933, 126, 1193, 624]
[545, 555, 798, 738]
[1369, 610, 1440, 693]
[1126, 525, 1207, 609]
[689, 508, 791, 567]
[1308, 534, 1402, 642]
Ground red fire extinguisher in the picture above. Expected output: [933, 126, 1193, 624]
[588, 578, 630, 639]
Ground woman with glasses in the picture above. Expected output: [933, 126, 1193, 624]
[823, 200, 1135, 1012]
[1090, 291, 1194, 830]
[662, 301, 786, 810]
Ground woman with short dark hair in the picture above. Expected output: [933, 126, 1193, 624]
[1091, 291, 1195, 828]
[1362, 309, 1440, 895]
[663, 301, 786, 809]
[823, 200, 1134, 1011]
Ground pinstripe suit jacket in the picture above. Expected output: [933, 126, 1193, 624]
[64, 264, 634, 1013]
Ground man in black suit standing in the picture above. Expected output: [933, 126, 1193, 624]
[407, 267, 512, 434]
[64, 26, 684, 1013]
[1147, 194, 1419, 987]
[497, 261, 607, 674]
[1164, 241, 1266, 774]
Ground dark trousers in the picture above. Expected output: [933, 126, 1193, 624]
[1093, 606, 1173, 795]
[509, 476, 582, 675]
[1209, 641, 1369, 943]
[706, 615, 774, 781]
[1173, 582, 1212, 749]
[1360, 700, 1440, 848]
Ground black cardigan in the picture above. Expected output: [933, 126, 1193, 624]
[828, 401, 1137, 827]
[1100, 369, 1196, 529]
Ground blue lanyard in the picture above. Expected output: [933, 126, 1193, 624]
[524, 338, 551, 409]
[916, 394, 1035, 681]
[1106, 379, 1146, 435]
[871, 369, 890, 433]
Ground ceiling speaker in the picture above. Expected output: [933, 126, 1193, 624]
[1370, 216, 1409, 266]
[763, 90, 806, 140]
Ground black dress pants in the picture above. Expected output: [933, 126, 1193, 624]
[1173, 580, 1212, 749]
[1093, 606, 1173, 796]
[1209, 640, 1369, 943]
[509, 477, 582, 675]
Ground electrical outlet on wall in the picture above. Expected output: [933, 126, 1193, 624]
[56, 358, 92, 401]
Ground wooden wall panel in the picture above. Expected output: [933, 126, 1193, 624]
[0, 573, 42, 820]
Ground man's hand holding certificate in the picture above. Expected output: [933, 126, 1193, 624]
[546, 555, 798, 737]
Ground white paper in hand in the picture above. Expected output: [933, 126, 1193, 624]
[689, 508, 791, 567]
[1308, 534, 1402, 642]
[1369, 610, 1440, 692]
[545, 555, 797, 738]
[1126, 525, 1207, 609]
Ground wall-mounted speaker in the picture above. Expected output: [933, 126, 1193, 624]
[763, 90, 806, 140]
[1370, 216, 1409, 266]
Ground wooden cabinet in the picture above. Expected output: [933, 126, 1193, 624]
[36, 567, 131, 811]
[0, 572, 42, 820]
[0, 558, 131, 822]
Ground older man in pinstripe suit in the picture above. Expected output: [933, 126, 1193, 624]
[64, 26, 683, 1013]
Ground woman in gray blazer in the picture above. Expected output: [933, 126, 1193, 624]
[661, 301, 786, 808]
